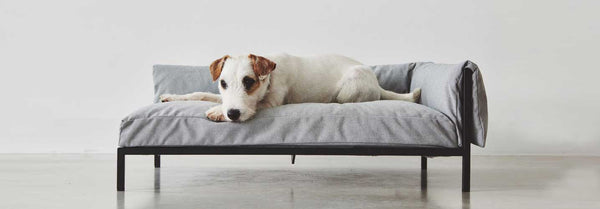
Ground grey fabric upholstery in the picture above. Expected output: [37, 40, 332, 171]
[371, 63, 415, 94]
[146, 61, 488, 147]
[410, 61, 487, 147]
[120, 101, 458, 148]
[153, 65, 218, 103]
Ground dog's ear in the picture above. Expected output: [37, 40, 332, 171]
[209, 55, 230, 81]
[248, 54, 276, 80]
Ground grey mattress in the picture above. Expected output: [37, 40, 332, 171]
[119, 100, 459, 148]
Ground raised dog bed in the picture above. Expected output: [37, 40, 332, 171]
[117, 61, 488, 192]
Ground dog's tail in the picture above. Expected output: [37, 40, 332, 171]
[379, 88, 421, 103]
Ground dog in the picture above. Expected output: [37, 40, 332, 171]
[160, 53, 421, 122]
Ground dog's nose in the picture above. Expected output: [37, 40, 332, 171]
[227, 109, 241, 121]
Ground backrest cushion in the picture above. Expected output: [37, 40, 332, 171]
[153, 63, 415, 103]
[153, 65, 219, 103]
[371, 63, 415, 94]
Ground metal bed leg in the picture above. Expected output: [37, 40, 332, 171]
[154, 155, 161, 168]
[420, 156, 427, 189]
[291, 155, 296, 164]
[117, 148, 125, 191]
[462, 145, 471, 192]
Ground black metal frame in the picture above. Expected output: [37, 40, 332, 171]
[117, 69, 473, 192]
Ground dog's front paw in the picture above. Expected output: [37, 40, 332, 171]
[206, 106, 226, 122]
[160, 94, 176, 103]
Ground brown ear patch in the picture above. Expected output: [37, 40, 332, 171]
[248, 54, 276, 78]
[209, 55, 230, 81]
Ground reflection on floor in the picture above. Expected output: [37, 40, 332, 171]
[1, 155, 599, 209]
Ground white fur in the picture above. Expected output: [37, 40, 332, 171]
[160, 53, 421, 122]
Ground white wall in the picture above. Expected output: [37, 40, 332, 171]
[1, 0, 599, 155]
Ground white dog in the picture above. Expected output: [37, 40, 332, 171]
[160, 53, 421, 122]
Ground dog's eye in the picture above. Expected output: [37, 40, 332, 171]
[242, 76, 255, 91]
[220, 80, 227, 89]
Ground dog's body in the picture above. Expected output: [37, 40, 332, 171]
[160, 53, 420, 122]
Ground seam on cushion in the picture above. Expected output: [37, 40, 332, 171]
[124, 140, 457, 148]
[125, 137, 458, 147]
[274, 134, 458, 146]
[122, 114, 454, 123]
[125, 144, 457, 148]
[159, 142, 456, 148]
[265, 142, 456, 148]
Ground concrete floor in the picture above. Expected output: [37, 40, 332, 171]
[0, 155, 598, 209]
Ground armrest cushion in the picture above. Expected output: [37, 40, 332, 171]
[410, 61, 488, 147]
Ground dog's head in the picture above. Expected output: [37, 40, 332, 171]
[209, 54, 276, 122]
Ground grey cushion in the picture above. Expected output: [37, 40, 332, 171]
[119, 101, 459, 148]
[371, 63, 415, 94]
[153, 63, 416, 102]
[153, 65, 218, 103]
[150, 61, 488, 147]
[410, 61, 487, 147]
